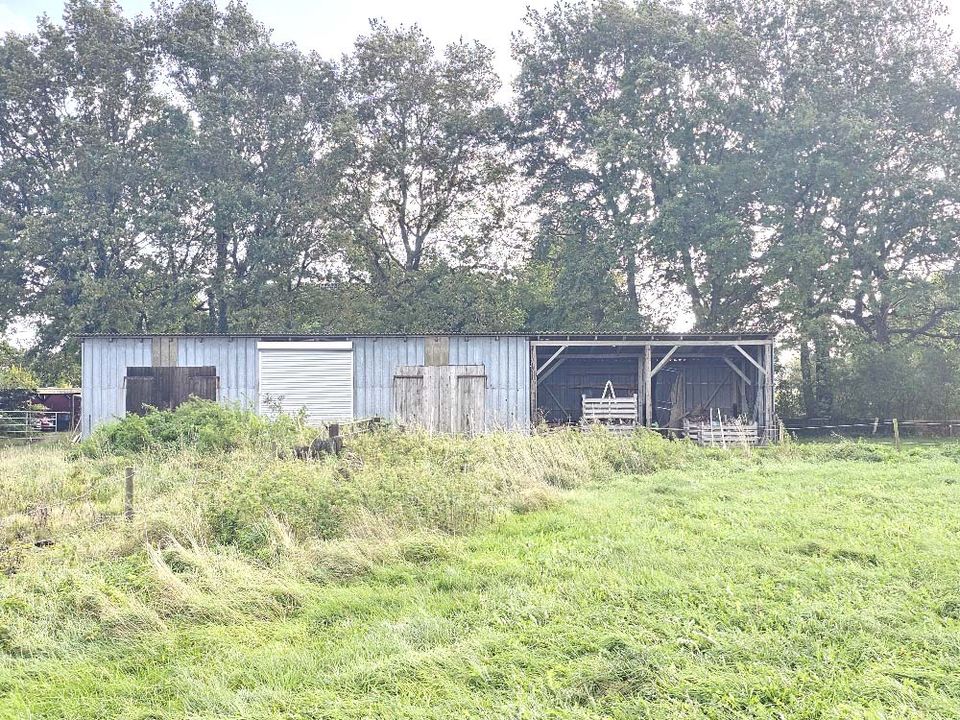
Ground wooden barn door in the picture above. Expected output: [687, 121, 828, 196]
[393, 365, 487, 434]
[125, 366, 218, 415]
[393, 366, 427, 428]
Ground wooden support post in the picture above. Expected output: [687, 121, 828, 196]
[643, 344, 652, 429]
[637, 356, 643, 425]
[530, 343, 538, 429]
[124, 467, 134, 521]
[764, 342, 774, 443]
[872, 417, 879, 434]
[778, 418, 786, 443]
[328, 423, 340, 440]
[893, 418, 900, 451]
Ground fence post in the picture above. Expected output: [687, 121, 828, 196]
[778, 419, 786, 443]
[124, 467, 135, 521]
[892, 418, 900, 451]
[328, 423, 340, 440]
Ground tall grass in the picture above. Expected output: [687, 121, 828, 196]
[0, 404, 712, 656]
[1, 407, 960, 717]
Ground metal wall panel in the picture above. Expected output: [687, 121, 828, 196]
[352, 337, 425, 420]
[449, 336, 530, 429]
[177, 336, 259, 408]
[82, 334, 532, 435]
[81, 337, 153, 436]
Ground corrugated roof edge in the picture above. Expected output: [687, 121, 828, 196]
[72, 331, 775, 340]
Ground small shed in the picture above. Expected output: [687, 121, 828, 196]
[77, 332, 775, 441]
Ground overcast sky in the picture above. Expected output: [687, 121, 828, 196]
[0, 0, 559, 86]
[5, 0, 952, 87]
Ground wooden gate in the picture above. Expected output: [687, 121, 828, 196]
[125, 366, 218, 415]
[393, 365, 486, 434]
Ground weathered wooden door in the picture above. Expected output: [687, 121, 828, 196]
[393, 365, 487, 434]
[125, 366, 218, 415]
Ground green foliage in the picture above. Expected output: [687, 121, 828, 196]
[1, 0, 958, 418]
[81, 399, 304, 455]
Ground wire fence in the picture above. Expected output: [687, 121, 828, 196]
[781, 418, 960, 438]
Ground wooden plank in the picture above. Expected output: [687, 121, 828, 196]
[151, 336, 179, 367]
[530, 339, 770, 348]
[125, 377, 154, 415]
[733, 344, 766, 374]
[424, 336, 450, 367]
[188, 375, 218, 401]
[537, 345, 567, 376]
[529, 343, 538, 427]
[764, 342, 775, 443]
[455, 372, 486, 435]
[650, 346, 679, 377]
[723, 358, 752, 386]
[537, 357, 567, 384]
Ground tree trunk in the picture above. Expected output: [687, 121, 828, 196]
[624, 249, 639, 312]
[213, 227, 229, 333]
[799, 340, 816, 418]
[813, 335, 833, 417]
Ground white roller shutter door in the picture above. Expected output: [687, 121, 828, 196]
[258, 341, 354, 425]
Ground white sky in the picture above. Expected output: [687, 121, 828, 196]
[3, 0, 959, 90]
[0, 0, 558, 86]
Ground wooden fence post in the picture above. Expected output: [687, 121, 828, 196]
[892, 418, 901, 451]
[778, 419, 786, 443]
[124, 467, 135, 521]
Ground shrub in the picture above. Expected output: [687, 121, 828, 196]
[81, 400, 306, 455]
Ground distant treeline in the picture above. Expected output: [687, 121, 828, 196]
[0, 0, 958, 418]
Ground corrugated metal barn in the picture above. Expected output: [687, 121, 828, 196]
[78, 332, 776, 442]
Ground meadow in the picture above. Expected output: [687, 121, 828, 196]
[0, 405, 959, 719]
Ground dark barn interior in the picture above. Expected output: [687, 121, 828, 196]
[531, 335, 775, 443]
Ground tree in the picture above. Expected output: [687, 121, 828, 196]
[331, 21, 511, 287]
[707, 0, 960, 345]
[0, 0, 198, 349]
[513, 0, 768, 328]
[158, 0, 339, 333]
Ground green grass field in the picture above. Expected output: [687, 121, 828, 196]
[1, 423, 959, 719]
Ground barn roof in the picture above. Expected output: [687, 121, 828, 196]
[75, 331, 774, 341]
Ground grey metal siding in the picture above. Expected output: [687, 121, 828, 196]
[177, 337, 259, 408]
[81, 337, 153, 435]
[353, 337, 425, 420]
[449, 336, 530, 429]
[82, 334, 531, 435]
